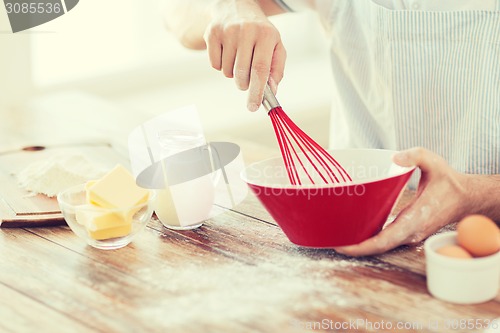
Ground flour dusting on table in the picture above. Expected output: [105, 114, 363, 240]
[16, 153, 106, 197]
[137, 255, 364, 332]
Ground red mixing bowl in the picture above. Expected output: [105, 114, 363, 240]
[241, 149, 415, 248]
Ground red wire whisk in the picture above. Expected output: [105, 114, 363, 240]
[262, 84, 352, 186]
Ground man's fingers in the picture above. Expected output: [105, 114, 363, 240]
[334, 226, 402, 257]
[393, 147, 444, 173]
[204, 24, 223, 70]
[203, 16, 283, 112]
[334, 202, 423, 256]
[247, 39, 275, 112]
[221, 41, 237, 78]
[234, 42, 254, 91]
[206, 39, 222, 71]
[334, 192, 451, 257]
[269, 41, 286, 91]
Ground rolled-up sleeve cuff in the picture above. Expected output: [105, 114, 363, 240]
[273, 0, 308, 12]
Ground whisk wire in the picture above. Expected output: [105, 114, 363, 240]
[278, 109, 340, 183]
[270, 111, 301, 185]
[263, 84, 352, 186]
[271, 108, 328, 184]
[279, 109, 352, 183]
[270, 109, 315, 185]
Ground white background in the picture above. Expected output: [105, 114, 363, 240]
[0, 0, 333, 147]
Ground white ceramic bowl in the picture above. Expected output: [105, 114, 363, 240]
[425, 231, 500, 304]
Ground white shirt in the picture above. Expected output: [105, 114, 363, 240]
[373, 0, 496, 11]
[277, 0, 500, 178]
[281, 0, 497, 12]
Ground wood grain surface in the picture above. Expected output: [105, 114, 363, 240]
[0, 101, 498, 333]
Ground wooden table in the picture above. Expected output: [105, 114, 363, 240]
[0, 95, 499, 333]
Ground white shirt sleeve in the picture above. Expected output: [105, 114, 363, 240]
[274, 0, 312, 12]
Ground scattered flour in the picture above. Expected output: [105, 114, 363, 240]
[137, 255, 368, 332]
[15, 154, 106, 197]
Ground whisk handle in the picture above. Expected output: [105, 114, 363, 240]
[262, 84, 280, 112]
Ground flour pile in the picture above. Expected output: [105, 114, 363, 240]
[16, 154, 106, 197]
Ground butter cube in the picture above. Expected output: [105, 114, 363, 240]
[88, 225, 132, 241]
[76, 207, 132, 240]
[87, 165, 149, 209]
[79, 165, 149, 241]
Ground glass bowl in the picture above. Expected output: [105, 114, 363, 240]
[57, 184, 156, 250]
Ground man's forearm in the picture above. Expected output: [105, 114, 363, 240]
[160, 0, 213, 50]
[466, 174, 500, 222]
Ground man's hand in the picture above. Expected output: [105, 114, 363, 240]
[204, 0, 286, 111]
[334, 147, 473, 257]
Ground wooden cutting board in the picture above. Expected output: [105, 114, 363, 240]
[0, 142, 128, 228]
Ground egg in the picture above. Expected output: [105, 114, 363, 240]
[436, 245, 472, 259]
[457, 214, 500, 257]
